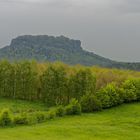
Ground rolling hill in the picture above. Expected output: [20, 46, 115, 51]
[0, 35, 140, 70]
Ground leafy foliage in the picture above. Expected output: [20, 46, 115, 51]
[65, 99, 81, 115]
[55, 106, 65, 117]
[0, 109, 12, 126]
[80, 94, 102, 112]
[0, 60, 139, 128]
[41, 65, 67, 106]
[97, 83, 121, 108]
[68, 69, 96, 101]
[122, 79, 137, 102]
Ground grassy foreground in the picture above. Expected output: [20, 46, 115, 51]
[0, 101, 140, 140]
[0, 98, 47, 112]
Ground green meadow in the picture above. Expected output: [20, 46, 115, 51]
[0, 100, 139, 140]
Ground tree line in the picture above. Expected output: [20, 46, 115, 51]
[0, 60, 96, 106]
[0, 60, 140, 107]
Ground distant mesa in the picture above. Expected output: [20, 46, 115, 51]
[0, 35, 140, 71]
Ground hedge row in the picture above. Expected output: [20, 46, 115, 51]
[75, 78, 140, 113]
[0, 99, 81, 127]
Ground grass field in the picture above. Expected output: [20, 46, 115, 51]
[0, 98, 47, 112]
[0, 99, 140, 140]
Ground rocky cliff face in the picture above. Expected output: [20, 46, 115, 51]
[10, 35, 82, 52]
[0, 35, 140, 70]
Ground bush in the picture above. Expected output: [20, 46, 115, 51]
[123, 78, 140, 101]
[0, 109, 13, 126]
[116, 87, 125, 104]
[55, 106, 65, 117]
[35, 111, 46, 123]
[13, 113, 29, 125]
[132, 79, 140, 101]
[80, 94, 102, 113]
[122, 79, 137, 102]
[65, 99, 81, 115]
[97, 83, 121, 109]
[13, 112, 38, 125]
[46, 110, 56, 120]
[26, 115, 37, 125]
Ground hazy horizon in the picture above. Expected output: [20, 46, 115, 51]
[0, 0, 140, 62]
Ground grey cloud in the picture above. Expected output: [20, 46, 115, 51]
[111, 0, 140, 14]
[0, 0, 140, 62]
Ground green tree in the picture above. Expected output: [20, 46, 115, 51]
[41, 65, 67, 106]
[14, 61, 38, 100]
[0, 60, 15, 98]
[68, 68, 96, 101]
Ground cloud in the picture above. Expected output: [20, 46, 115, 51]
[110, 0, 140, 14]
[2, 0, 140, 14]
[0, 0, 110, 7]
[0, 0, 140, 62]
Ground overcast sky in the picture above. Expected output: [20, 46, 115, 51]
[0, 0, 140, 62]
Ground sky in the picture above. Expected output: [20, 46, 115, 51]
[0, 0, 140, 62]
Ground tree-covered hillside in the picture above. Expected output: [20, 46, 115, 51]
[0, 35, 140, 70]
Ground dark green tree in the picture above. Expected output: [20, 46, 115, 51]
[68, 68, 96, 101]
[41, 65, 67, 106]
[14, 61, 38, 100]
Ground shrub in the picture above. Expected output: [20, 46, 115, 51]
[122, 79, 137, 102]
[116, 87, 125, 104]
[55, 106, 65, 117]
[0, 109, 13, 126]
[97, 83, 121, 109]
[124, 78, 140, 101]
[13, 112, 38, 125]
[80, 94, 102, 113]
[132, 79, 140, 101]
[13, 113, 29, 125]
[35, 111, 46, 123]
[46, 109, 56, 120]
[65, 99, 81, 115]
[65, 105, 73, 115]
[26, 115, 37, 125]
